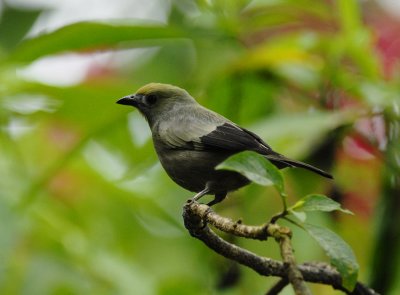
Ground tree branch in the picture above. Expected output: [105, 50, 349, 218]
[275, 226, 311, 295]
[266, 278, 289, 295]
[183, 200, 379, 295]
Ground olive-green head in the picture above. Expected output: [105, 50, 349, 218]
[117, 83, 196, 123]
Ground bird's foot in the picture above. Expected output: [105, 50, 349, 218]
[188, 187, 211, 204]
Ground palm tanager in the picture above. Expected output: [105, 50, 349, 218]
[117, 83, 332, 206]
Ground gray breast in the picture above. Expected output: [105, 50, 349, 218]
[154, 143, 249, 194]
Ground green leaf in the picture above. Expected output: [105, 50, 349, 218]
[216, 151, 284, 194]
[288, 209, 307, 222]
[8, 21, 220, 63]
[303, 223, 359, 291]
[291, 194, 353, 214]
[0, 5, 42, 51]
[338, 0, 362, 33]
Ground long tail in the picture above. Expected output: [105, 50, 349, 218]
[267, 155, 333, 179]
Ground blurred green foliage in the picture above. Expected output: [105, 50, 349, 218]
[0, 0, 399, 294]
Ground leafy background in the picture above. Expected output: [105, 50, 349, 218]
[0, 0, 399, 294]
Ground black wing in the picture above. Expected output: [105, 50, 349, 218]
[199, 122, 333, 178]
[199, 122, 275, 155]
[157, 110, 332, 178]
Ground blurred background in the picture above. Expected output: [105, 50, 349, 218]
[0, 0, 399, 294]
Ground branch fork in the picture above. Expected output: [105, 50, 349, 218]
[182, 200, 378, 295]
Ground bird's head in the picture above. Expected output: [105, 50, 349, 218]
[117, 83, 196, 123]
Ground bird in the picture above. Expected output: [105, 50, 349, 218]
[117, 83, 332, 206]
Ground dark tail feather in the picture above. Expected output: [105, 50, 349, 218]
[267, 155, 333, 179]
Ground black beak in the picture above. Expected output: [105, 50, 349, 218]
[117, 94, 140, 107]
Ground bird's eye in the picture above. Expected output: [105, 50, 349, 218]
[146, 94, 158, 106]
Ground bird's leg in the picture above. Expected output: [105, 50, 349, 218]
[207, 192, 227, 207]
[191, 187, 211, 203]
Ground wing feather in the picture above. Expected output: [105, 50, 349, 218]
[157, 105, 274, 154]
[155, 106, 332, 178]
[199, 123, 273, 154]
